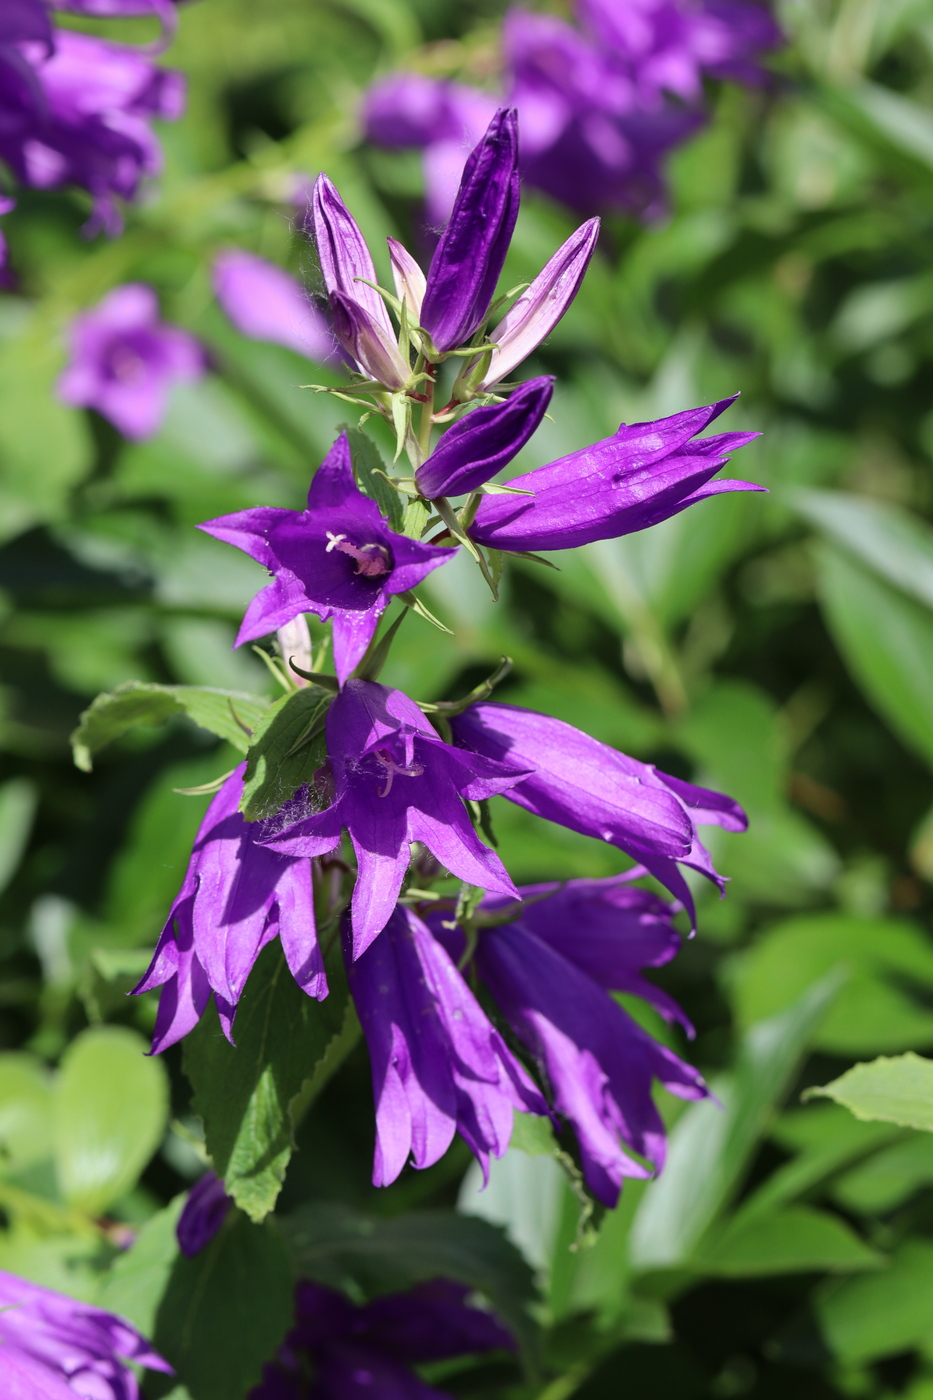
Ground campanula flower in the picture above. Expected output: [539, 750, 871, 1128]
[260, 680, 528, 957]
[57, 283, 205, 439]
[176, 1170, 233, 1258]
[213, 249, 338, 363]
[250, 1278, 514, 1400]
[348, 905, 547, 1186]
[200, 433, 456, 684]
[133, 765, 325, 1051]
[467, 396, 763, 553]
[0, 1268, 171, 1400]
[450, 701, 747, 922]
[414, 376, 553, 499]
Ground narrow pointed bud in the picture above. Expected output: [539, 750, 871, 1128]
[479, 218, 601, 388]
[387, 237, 426, 319]
[330, 292, 409, 390]
[310, 173, 395, 340]
[415, 376, 554, 499]
[420, 109, 521, 354]
[277, 614, 313, 685]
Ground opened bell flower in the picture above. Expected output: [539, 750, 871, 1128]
[200, 432, 456, 685]
[415, 375, 554, 499]
[349, 904, 548, 1186]
[0, 1267, 171, 1400]
[57, 283, 205, 439]
[468, 395, 763, 553]
[132, 764, 325, 1052]
[450, 701, 747, 923]
[213, 249, 338, 363]
[260, 679, 528, 957]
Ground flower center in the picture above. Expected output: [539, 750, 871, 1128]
[374, 747, 424, 797]
[325, 532, 391, 578]
[108, 343, 147, 383]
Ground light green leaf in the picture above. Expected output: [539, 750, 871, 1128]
[71, 682, 268, 772]
[795, 490, 933, 610]
[239, 684, 330, 820]
[183, 942, 352, 1222]
[0, 779, 37, 897]
[54, 1026, 169, 1214]
[832, 1133, 933, 1215]
[0, 1053, 54, 1173]
[816, 1240, 933, 1365]
[695, 1206, 882, 1277]
[806, 1053, 933, 1132]
[96, 1193, 185, 1335]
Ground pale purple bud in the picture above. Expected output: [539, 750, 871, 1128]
[387, 236, 426, 320]
[213, 249, 337, 363]
[310, 173, 395, 341]
[329, 291, 409, 390]
[480, 217, 601, 388]
[277, 614, 313, 685]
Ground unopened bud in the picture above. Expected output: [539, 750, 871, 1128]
[329, 292, 409, 390]
[277, 614, 313, 684]
[387, 237, 426, 320]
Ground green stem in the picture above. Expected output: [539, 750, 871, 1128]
[417, 361, 437, 463]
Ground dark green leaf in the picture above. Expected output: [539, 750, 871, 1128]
[183, 941, 351, 1222]
[346, 426, 405, 532]
[815, 1240, 933, 1365]
[239, 685, 331, 820]
[71, 682, 268, 772]
[695, 1206, 882, 1277]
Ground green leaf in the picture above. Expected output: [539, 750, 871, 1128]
[346, 426, 405, 532]
[832, 1133, 933, 1215]
[795, 489, 933, 610]
[0, 778, 37, 897]
[71, 682, 268, 772]
[53, 1026, 169, 1215]
[695, 1206, 882, 1277]
[727, 912, 933, 1055]
[0, 1053, 54, 1173]
[239, 685, 330, 820]
[815, 1240, 933, 1365]
[815, 543, 933, 771]
[96, 1193, 186, 1336]
[183, 941, 352, 1222]
[283, 1202, 539, 1362]
[152, 1212, 293, 1400]
[806, 1052, 933, 1132]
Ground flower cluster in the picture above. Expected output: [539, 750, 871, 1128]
[363, 0, 782, 222]
[133, 109, 759, 1203]
[0, 0, 184, 251]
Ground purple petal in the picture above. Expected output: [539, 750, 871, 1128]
[415, 376, 554, 498]
[310, 173, 395, 340]
[213, 249, 337, 362]
[176, 1170, 232, 1258]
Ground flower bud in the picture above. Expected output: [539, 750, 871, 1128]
[387, 236, 426, 320]
[277, 614, 313, 684]
[415, 375, 554, 499]
[329, 291, 409, 390]
[310, 173, 396, 343]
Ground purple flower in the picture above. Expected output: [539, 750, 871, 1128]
[176, 1169, 233, 1258]
[261, 680, 528, 957]
[200, 433, 456, 684]
[414, 376, 554, 499]
[132, 764, 325, 1051]
[0, 1267, 171, 1400]
[450, 701, 747, 923]
[348, 905, 547, 1186]
[467, 396, 763, 553]
[419, 109, 520, 355]
[0, 27, 184, 235]
[213, 249, 338, 363]
[57, 283, 205, 439]
[251, 1278, 514, 1400]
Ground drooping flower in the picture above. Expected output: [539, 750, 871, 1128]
[0, 1268, 171, 1400]
[467, 396, 763, 553]
[430, 878, 709, 1207]
[0, 26, 185, 235]
[250, 1278, 514, 1400]
[260, 679, 528, 957]
[348, 904, 547, 1186]
[57, 283, 205, 439]
[132, 764, 325, 1051]
[200, 433, 456, 684]
[414, 375, 554, 499]
[176, 1169, 233, 1258]
[450, 701, 747, 921]
[213, 249, 338, 363]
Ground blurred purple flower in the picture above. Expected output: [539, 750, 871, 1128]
[251, 1278, 514, 1400]
[349, 904, 547, 1186]
[0, 26, 184, 235]
[200, 433, 455, 684]
[261, 679, 527, 957]
[0, 193, 15, 285]
[133, 764, 325, 1051]
[0, 1267, 171, 1400]
[450, 701, 747, 923]
[468, 396, 763, 553]
[176, 1169, 233, 1257]
[57, 283, 204, 439]
[213, 249, 338, 363]
[415, 375, 553, 499]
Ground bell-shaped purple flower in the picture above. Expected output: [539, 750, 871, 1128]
[468, 396, 763, 553]
[0, 1267, 171, 1400]
[349, 905, 547, 1186]
[251, 1278, 514, 1400]
[200, 433, 456, 685]
[420, 109, 521, 355]
[450, 701, 747, 923]
[132, 765, 325, 1051]
[176, 1169, 233, 1258]
[261, 680, 528, 957]
[213, 249, 338, 363]
[415, 376, 554, 499]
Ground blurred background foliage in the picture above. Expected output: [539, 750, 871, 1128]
[6, 0, 933, 1396]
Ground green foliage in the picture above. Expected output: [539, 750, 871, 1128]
[808, 1053, 933, 1132]
[71, 681, 269, 771]
[239, 684, 331, 820]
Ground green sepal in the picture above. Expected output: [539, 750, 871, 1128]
[71, 682, 269, 772]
